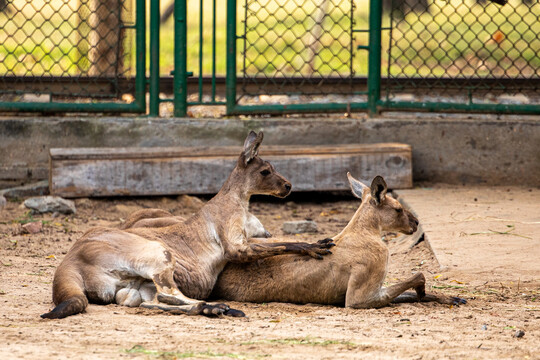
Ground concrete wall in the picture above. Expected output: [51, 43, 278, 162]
[1, 114, 539, 188]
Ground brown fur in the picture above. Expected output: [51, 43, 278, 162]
[211, 174, 466, 308]
[41, 131, 334, 319]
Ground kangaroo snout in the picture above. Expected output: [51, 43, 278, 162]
[276, 180, 292, 198]
[406, 210, 419, 234]
[282, 182, 292, 196]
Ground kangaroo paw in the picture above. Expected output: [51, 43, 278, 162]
[303, 239, 336, 259]
[316, 238, 336, 248]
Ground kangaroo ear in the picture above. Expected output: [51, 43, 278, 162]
[347, 172, 369, 199]
[370, 175, 387, 205]
[241, 131, 264, 166]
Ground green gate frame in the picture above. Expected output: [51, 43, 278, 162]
[0, 0, 147, 114]
[220, 0, 540, 116]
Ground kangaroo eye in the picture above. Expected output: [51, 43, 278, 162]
[260, 169, 271, 176]
[396, 208, 403, 213]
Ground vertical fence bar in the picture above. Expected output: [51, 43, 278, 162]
[226, 0, 237, 114]
[367, 0, 382, 116]
[174, 0, 188, 116]
[135, 0, 147, 111]
[198, 0, 204, 102]
[211, 0, 217, 101]
[149, 0, 160, 116]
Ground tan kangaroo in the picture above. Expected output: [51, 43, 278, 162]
[211, 173, 466, 308]
[119, 209, 272, 238]
[41, 131, 334, 319]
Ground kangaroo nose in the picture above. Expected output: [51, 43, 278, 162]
[285, 183, 292, 192]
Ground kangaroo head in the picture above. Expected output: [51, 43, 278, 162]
[347, 173, 418, 235]
[237, 131, 292, 198]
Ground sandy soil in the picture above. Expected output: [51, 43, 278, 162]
[0, 191, 538, 359]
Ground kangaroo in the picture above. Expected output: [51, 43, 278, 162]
[120, 209, 272, 238]
[41, 131, 334, 319]
[211, 173, 466, 308]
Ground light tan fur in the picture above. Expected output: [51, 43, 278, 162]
[211, 173, 466, 308]
[41, 131, 334, 319]
[120, 209, 271, 238]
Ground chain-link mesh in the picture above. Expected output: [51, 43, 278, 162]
[239, 0, 356, 102]
[385, 0, 540, 104]
[0, 0, 135, 101]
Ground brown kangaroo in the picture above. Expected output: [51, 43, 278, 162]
[41, 131, 334, 319]
[211, 173, 466, 308]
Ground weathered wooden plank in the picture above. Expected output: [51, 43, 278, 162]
[50, 144, 412, 197]
[49, 143, 411, 160]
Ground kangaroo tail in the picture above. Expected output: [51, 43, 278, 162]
[41, 263, 88, 319]
[118, 208, 173, 230]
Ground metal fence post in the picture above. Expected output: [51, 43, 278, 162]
[367, 0, 383, 116]
[174, 0, 188, 117]
[226, 0, 237, 114]
[149, 0, 161, 116]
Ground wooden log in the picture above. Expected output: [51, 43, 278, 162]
[49, 144, 413, 197]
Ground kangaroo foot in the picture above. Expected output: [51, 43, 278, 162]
[199, 303, 230, 317]
[224, 308, 246, 317]
[140, 301, 204, 315]
[413, 273, 426, 299]
[157, 293, 200, 306]
[392, 292, 466, 306]
[197, 303, 245, 317]
[438, 296, 467, 306]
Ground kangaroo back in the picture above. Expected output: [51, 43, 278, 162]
[41, 261, 88, 319]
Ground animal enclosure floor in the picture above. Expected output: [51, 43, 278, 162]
[395, 186, 540, 284]
[0, 188, 538, 359]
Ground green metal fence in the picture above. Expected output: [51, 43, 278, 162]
[0, 0, 146, 113]
[225, 0, 540, 115]
[0, 0, 538, 115]
[381, 0, 540, 114]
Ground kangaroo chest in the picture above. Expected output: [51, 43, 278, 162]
[168, 233, 227, 300]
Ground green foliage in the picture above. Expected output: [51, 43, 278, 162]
[124, 345, 267, 359]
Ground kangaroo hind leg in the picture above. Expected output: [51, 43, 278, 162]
[346, 272, 428, 309]
[130, 243, 239, 317]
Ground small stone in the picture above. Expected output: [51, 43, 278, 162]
[24, 196, 76, 214]
[513, 330, 525, 338]
[282, 220, 318, 234]
[22, 221, 43, 234]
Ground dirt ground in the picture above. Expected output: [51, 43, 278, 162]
[0, 189, 538, 359]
